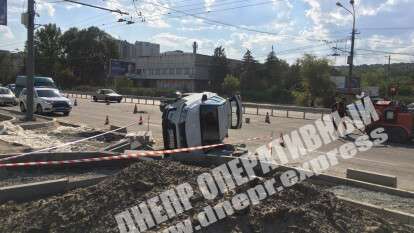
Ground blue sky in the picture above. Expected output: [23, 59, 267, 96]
[1, 0, 414, 65]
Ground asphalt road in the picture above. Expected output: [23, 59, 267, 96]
[4, 97, 414, 191]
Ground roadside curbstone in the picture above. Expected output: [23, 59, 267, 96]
[346, 168, 397, 188]
[0, 178, 68, 203]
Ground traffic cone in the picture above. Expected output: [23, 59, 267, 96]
[105, 115, 110, 125]
[133, 104, 138, 114]
[265, 112, 270, 124]
[279, 133, 285, 148]
[74, 99, 78, 106]
[139, 115, 143, 125]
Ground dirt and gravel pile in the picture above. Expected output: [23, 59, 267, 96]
[0, 160, 411, 233]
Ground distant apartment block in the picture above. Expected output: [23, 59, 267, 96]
[117, 40, 160, 60]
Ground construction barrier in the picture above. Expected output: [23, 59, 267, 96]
[0, 143, 227, 168]
[0, 134, 280, 168]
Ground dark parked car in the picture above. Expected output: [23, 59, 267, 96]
[92, 89, 123, 103]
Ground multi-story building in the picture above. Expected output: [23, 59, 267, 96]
[114, 41, 241, 91]
[130, 51, 210, 91]
[117, 40, 160, 60]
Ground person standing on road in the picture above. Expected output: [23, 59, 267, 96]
[331, 97, 348, 133]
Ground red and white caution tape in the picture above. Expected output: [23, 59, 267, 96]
[0, 133, 281, 168]
[0, 143, 225, 168]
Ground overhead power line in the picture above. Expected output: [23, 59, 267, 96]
[171, 0, 257, 10]
[356, 48, 414, 57]
[62, 0, 129, 15]
[139, 0, 329, 43]
[146, 1, 274, 19]
[358, 26, 414, 31]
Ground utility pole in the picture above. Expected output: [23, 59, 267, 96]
[25, 0, 35, 121]
[348, 6, 356, 96]
[387, 55, 391, 80]
[337, 0, 356, 98]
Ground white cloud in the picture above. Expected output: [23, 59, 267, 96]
[358, 0, 410, 16]
[0, 26, 15, 40]
[151, 33, 214, 52]
[64, 3, 82, 10]
[204, 0, 215, 11]
[36, 0, 56, 17]
[134, 0, 170, 28]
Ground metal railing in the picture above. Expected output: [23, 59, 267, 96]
[63, 91, 331, 120]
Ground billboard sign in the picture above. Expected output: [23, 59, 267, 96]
[109, 59, 136, 77]
[362, 86, 379, 97]
[330, 76, 346, 89]
[0, 0, 6, 25]
[348, 76, 360, 89]
[332, 76, 361, 94]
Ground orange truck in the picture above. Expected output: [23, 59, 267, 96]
[366, 100, 413, 143]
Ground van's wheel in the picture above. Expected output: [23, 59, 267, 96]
[36, 104, 43, 114]
[20, 102, 26, 112]
[63, 111, 70, 116]
[93, 96, 97, 102]
[387, 127, 409, 144]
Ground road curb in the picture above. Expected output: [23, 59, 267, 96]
[314, 173, 414, 198]
[2, 108, 57, 130]
[338, 196, 414, 226]
[188, 155, 414, 198]
[0, 178, 68, 203]
[66, 175, 108, 190]
[0, 175, 109, 203]
[346, 168, 397, 188]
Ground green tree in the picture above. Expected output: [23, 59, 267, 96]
[34, 24, 62, 77]
[222, 75, 240, 95]
[210, 46, 228, 93]
[0, 53, 16, 84]
[286, 61, 302, 91]
[299, 54, 335, 107]
[60, 27, 119, 86]
[240, 49, 260, 91]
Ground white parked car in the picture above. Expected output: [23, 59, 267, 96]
[408, 103, 414, 113]
[19, 87, 72, 116]
[0, 87, 18, 106]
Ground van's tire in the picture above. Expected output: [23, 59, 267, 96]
[20, 102, 26, 112]
[93, 96, 97, 102]
[63, 111, 70, 116]
[36, 104, 43, 114]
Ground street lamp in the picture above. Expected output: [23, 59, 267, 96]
[336, 0, 356, 97]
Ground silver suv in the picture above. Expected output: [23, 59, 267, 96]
[19, 87, 72, 116]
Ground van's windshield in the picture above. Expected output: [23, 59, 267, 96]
[34, 80, 56, 88]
